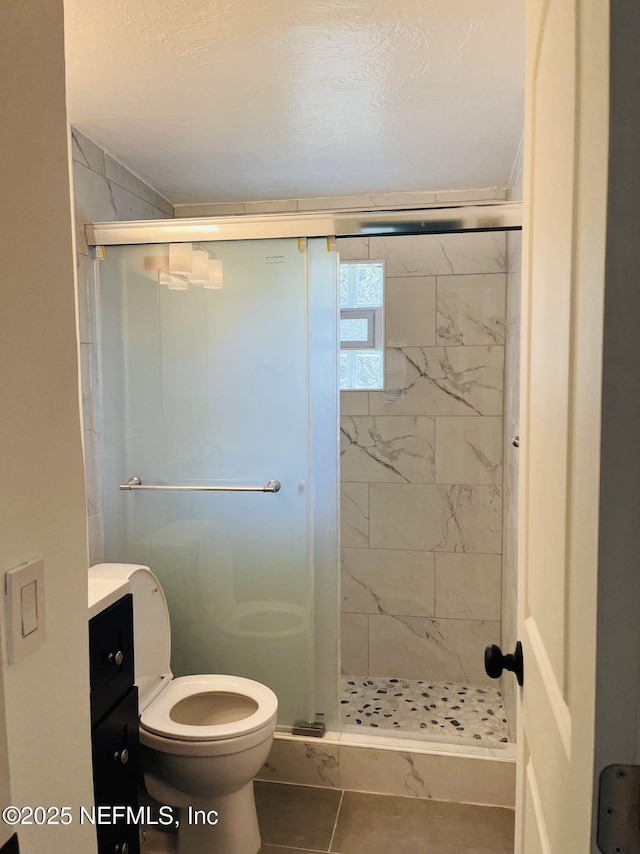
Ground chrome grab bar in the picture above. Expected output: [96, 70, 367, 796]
[119, 476, 281, 493]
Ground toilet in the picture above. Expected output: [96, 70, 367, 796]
[89, 563, 277, 854]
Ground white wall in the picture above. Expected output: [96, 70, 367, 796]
[0, 1, 97, 851]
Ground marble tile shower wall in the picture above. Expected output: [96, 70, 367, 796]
[72, 128, 174, 565]
[338, 231, 507, 685]
[501, 136, 524, 738]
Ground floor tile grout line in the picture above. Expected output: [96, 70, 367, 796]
[257, 779, 342, 791]
[255, 780, 516, 809]
[327, 789, 345, 853]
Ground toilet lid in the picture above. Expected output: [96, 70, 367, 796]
[140, 674, 278, 741]
[89, 563, 172, 709]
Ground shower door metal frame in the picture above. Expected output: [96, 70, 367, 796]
[89, 201, 522, 736]
[86, 201, 522, 247]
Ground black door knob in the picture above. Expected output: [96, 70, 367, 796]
[484, 641, 524, 686]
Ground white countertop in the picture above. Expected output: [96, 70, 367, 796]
[88, 576, 131, 619]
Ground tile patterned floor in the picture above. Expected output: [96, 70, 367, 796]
[341, 676, 510, 744]
[144, 781, 515, 853]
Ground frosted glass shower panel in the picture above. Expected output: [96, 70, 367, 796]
[98, 238, 327, 727]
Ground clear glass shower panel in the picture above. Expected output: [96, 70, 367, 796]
[97, 237, 338, 728]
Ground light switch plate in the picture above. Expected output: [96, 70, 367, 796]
[4, 558, 46, 664]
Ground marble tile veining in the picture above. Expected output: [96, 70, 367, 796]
[369, 232, 506, 277]
[84, 428, 99, 517]
[507, 230, 522, 274]
[338, 230, 511, 694]
[341, 613, 369, 675]
[435, 554, 502, 620]
[370, 346, 504, 417]
[80, 342, 99, 430]
[436, 273, 506, 346]
[369, 483, 502, 553]
[71, 128, 105, 176]
[338, 745, 516, 807]
[259, 738, 340, 788]
[109, 181, 168, 221]
[368, 615, 501, 683]
[73, 160, 118, 254]
[342, 548, 435, 616]
[73, 160, 169, 255]
[105, 153, 173, 216]
[435, 416, 503, 485]
[72, 126, 176, 573]
[340, 483, 369, 548]
[341, 676, 509, 744]
[501, 227, 522, 740]
[340, 416, 434, 483]
[87, 513, 103, 566]
[76, 253, 95, 345]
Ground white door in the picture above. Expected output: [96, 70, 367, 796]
[516, 0, 610, 850]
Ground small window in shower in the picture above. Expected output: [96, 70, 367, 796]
[339, 260, 385, 390]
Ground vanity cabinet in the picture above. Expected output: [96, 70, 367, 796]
[89, 594, 140, 854]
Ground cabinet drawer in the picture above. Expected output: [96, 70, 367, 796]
[92, 688, 140, 808]
[90, 595, 134, 725]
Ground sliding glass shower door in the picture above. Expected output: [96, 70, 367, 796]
[97, 237, 339, 729]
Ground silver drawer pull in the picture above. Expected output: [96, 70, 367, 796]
[113, 748, 129, 765]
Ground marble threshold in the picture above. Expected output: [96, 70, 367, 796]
[274, 725, 515, 761]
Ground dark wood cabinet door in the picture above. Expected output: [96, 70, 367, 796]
[92, 688, 141, 854]
[90, 595, 134, 725]
[92, 687, 140, 807]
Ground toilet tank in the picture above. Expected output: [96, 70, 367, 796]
[89, 563, 172, 710]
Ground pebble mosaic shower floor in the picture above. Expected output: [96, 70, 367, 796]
[340, 676, 510, 744]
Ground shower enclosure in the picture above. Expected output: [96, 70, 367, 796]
[89, 205, 520, 746]
[337, 228, 515, 745]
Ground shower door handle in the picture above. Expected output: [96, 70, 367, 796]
[484, 641, 524, 686]
[119, 476, 281, 493]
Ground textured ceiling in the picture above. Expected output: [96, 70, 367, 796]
[64, 0, 524, 204]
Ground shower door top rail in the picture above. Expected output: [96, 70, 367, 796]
[119, 476, 281, 493]
[86, 201, 522, 246]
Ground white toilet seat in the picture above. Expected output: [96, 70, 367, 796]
[140, 674, 278, 742]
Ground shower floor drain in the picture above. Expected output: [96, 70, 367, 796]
[340, 676, 510, 744]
